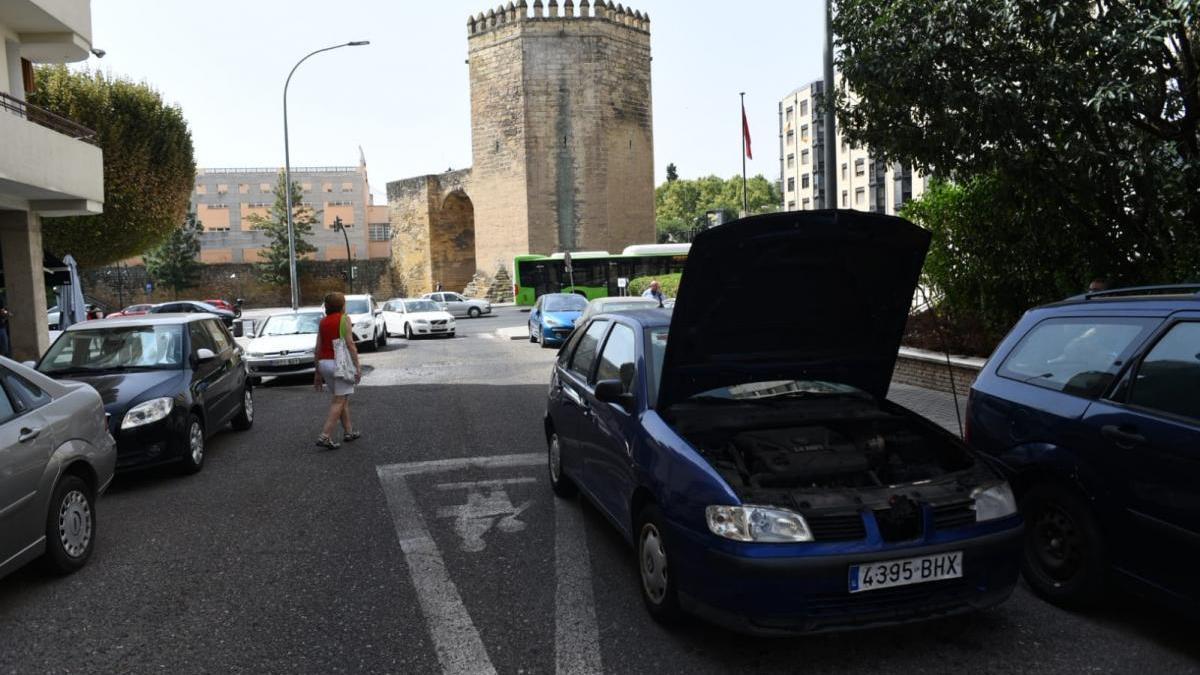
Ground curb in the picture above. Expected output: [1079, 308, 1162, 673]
[495, 326, 529, 341]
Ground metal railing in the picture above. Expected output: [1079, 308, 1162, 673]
[0, 91, 98, 146]
[200, 166, 358, 175]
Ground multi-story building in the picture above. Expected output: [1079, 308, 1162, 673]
[191, 156, 391, 264]
[779, 77, 925, 215]
[1, 0, 104, 359]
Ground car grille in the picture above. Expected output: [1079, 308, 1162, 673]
[931, 499, 976, 531]
[744, 578, 977, 633]
[873, 496, 924, 542]
[432, 320, 447, 326]
[806, 512, 867, 541]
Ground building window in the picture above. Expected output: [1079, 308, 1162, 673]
[327, 200, 353, 206]
[369, 223, 391, 241]
[342, 182, 354, 192]
[302, 183, 313, 193]
[238, 183, 249, 194]
[786, 130, 795, 146]
[802, 197, 810, 209]
[841, 163, 848, 180]
[260, 183, 272, 193]
[785, 106, 794, 123]
[323, 182, 334, 193]
[787, 177, 795, 193]
[786, 153, 794, 168]
[800, 100, 809, 116]
[195, 185, 207, 195]
[854, 158, 865, 176]
[800, 124, 809, 143]
[208, 203, 229, 209]
[855, 187, 865, 205]
[842, 190, 848, 207]
[801, 173, 810, 189]
[787, 201, 796, 210]
[801, 149, 810, 165]
[217, 184, 228, 195]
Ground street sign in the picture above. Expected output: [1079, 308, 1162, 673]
[617, 277, 627, 288]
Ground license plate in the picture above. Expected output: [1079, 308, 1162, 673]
[279, 357, 307, 366]
[848, 551, 962, 593]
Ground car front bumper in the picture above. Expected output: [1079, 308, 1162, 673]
[541, 325, 574, 344]
[246, 356, 315, 378]
[410, 322, 456, 335]
[110, 409, 190, 471]
[669, 518, 1023, 636]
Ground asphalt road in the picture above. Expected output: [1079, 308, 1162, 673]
[1, 306, 1196, 674]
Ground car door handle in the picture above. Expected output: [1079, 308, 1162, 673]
[1101, 425, 1145, 447]
[18, 427, 41, 443]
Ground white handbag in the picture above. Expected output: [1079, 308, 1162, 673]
[331, 314, 356, 382]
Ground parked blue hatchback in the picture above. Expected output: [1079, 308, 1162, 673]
[529, 292, 587, 348]
[967, 285, 1200, 613]
[544, 211, 1023, 635]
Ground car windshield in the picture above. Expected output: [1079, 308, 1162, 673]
[260, 313, 322, 336]
[545, 295, 587, 312]
[39, 324, 185, 373]
[345, 299, 370, 315]
[404, 300, 440, 312]
[647, 328, 669, 403]
[692, 380, 873, 402]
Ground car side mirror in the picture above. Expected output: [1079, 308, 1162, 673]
[594, 379, 635, 413]
[195, 348, 217, 363]
[22, 360, 36, 369]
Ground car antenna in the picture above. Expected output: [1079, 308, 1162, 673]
[916, 285, 964, 440]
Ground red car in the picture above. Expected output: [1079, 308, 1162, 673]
[204, 299, 235, 312]
[105, 303, 153, 319]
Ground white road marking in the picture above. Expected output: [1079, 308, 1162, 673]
[378, 452, 542, 479]
[435, 477, 538, 491]
[554, 498, 604, 675]
[436, 484, 533, 553]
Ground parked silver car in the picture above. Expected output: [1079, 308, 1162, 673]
[0, 357, 115, 580]
[577, 296, 661, 325]
[423, 292, 493, 318]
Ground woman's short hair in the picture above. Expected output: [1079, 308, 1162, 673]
[324, 292, 346, 314]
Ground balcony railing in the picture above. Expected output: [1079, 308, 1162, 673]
[0, 91, 98, 146]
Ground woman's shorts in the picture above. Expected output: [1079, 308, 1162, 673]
[317, 359, 355, 396]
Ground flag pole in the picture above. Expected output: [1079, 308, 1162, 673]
[740, 92, 748, 215]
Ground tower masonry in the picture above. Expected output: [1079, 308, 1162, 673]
[467, 0, 655, 273]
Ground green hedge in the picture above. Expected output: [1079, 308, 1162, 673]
[628, 273, 681, 298]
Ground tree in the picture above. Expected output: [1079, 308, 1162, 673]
[654, 174, 780, 241]
[834, 0, 1200, 288]
[144, 211, 203, 299]
[665, 163, 679, 182]
[28, 66, 195, 266]
[244, 172, 318, 287]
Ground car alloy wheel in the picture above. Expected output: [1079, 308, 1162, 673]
[243, 389, 254, 422]
[547, 432, 577, 498]
[640, 523, 669, 605]
[1020, 484, 1105, 607]
[189, 420, 204, 465]
[58, 488, 93, 558]
[405, 323, 413, 340]
[469, 307, 481, 318]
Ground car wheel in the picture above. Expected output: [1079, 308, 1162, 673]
[364, 331, 378, 352]
[636, 504, 682, 623]
[529, 324, 538, 343]
[178, 414, 206, 475]
[1021, 484, 1106, 607]
[231, 387, 254, 431]
[540, 327, 553, 349]
[249, 376, 262, 387]
[469, 307, 481, 318]
[378, 329, 388, 348]
[404, 323, 413, 340]
[446, 331, 455, 338]
[547, 432, 578, 498]
[41, 474, 95, 575]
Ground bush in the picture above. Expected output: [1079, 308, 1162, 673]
[628, 273, 681, 298]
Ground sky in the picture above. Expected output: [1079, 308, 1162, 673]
[86, 0, 826, 202]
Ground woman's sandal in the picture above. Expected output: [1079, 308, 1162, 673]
[343, 430, 362, 442]
[316, 435, 340, 449]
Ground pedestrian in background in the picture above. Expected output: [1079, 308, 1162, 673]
[642, 279, 665, 307]
[314, 291, 362, 449]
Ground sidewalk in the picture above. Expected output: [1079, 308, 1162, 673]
[888, 382, 966, 436]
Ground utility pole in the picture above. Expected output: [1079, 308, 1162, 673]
[332, 216, 353, 294]
[823, 0, 838, 208]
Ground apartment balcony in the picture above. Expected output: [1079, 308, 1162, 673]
[0, 91, 103, 215]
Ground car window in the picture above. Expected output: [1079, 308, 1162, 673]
[40, 324, 186, 373]
[189, 321, 217, 356]
[1128, 322, 1200, 422]
[998, 317, 1154, 398]
[4, 371, 51, 413]
[568, 320, 609, 380]
[558, 322, 586, 367]
[205, 320, 233, 352]
[595, 323, 636, 389]
[646, 328, 669, 406]
[0, 380, 17, 423]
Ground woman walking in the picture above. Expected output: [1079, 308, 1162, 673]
[314, 292, 362, 449]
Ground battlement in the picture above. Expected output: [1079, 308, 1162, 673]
[467, 0, 650, 37]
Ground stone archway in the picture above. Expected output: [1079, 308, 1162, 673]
[430, 190, 476, 293]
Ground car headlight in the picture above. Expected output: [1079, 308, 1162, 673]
[544, 317, 561, 327]
[416, 319, 430, 324]
[972, 482, 1017, 521]
[122, 397, 174, 429]
[706, 505, 813, 543]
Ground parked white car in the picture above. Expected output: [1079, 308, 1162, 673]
[381, 298, 456, 339]
[423, 292, 492, 318]
[242, 309, 323, 383]
[344, 294, 387, 351]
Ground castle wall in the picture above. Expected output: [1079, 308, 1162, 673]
[386, 169, 474, 295]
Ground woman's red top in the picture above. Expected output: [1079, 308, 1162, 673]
[316, 312, 346, 360]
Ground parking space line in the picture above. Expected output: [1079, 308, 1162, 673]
[554, 498, 604, 675]
[435, 477, 538, 491]
[378, 452, 543, 479]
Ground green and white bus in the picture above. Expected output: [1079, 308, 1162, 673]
[512, 244, 690, 306]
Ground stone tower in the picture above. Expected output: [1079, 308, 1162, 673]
[467, 0, 655, 273]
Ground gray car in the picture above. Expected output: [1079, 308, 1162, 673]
[577, 296, 661, 325]
[424, 292, 493, 318]
[0, 357, 115, 581]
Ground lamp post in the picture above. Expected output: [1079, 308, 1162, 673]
[283, 40, 369, 310]
[332, 216, 353, 294]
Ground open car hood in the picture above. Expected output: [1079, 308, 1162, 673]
[658, 210, 930, 409]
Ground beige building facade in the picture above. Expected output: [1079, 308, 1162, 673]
[0, 0, 104, 359]
[780, 77, 925, 215]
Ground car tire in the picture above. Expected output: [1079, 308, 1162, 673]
[404, 323, 413, 340]
[446, 331, 455, 338]
[249, 376, 262, 387]
[1020, 484, 1106, 608]
[469, 307, 481, 319]
[377, 329, 387, 348]
[540, 327, 553, 349]
[231, 387, 254, 431]
[547, 432, 578, 498]
[41, 474, 95, 575]
[636, 504, 683, 624]
[529, 324, 538, 343]
[178, 414, 206, 475]
[364, 331, 378, 352]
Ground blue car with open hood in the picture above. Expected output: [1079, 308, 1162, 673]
[543, 210, 1023, 634]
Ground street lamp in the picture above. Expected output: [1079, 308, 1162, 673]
[331, 216, 353, 294]
[283, 40, 369, 309]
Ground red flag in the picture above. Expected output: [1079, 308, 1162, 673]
[742, 102, 753, 160]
